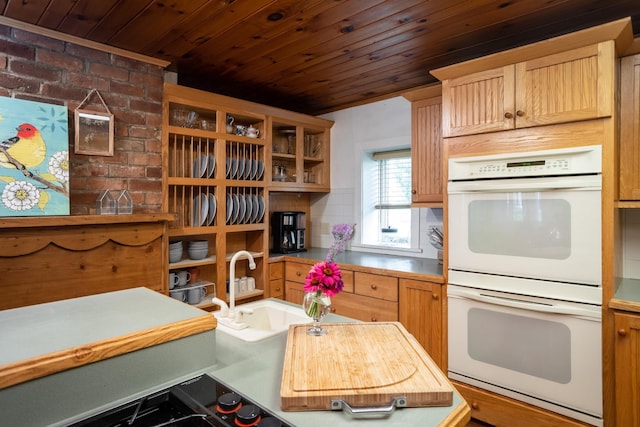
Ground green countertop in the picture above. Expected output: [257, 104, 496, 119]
[272, 248, 444, 282]
[208, 299, 468, 427]
[1, 291, 468, 426]
[611, 278, 640, 313]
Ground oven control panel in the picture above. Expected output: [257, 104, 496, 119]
[448, 145, 602, 180]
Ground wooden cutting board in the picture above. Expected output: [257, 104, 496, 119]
[280, 322, 454, 411]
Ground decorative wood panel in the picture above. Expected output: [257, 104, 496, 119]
[0, 215, 170, 309]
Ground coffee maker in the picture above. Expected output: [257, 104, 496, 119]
[272, 211, 306, 253]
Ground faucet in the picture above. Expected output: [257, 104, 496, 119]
[228, 250, 256, 319]
[211, 297, 229, 317]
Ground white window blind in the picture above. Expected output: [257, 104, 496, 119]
[372, 149, 411, 209]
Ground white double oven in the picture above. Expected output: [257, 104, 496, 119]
[447, 145, 603, 426]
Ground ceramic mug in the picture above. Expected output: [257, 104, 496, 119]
[187, 287, 207, 304]
[169, 272, 180, 290]
[177, 270, 191, 287]
[170, 289, 186, 302]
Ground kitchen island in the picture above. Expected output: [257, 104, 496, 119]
[0, 288, 469, 426]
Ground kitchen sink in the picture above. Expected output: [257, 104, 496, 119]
[213, 299, 311, 342]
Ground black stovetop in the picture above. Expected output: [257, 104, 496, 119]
[70, 374, 293, 427]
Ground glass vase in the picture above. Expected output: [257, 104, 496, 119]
[302, 291, 331, 336]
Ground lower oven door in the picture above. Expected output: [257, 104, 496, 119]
[448, 284, 602, 426]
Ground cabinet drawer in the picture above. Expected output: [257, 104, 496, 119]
[331, 292, 398, 322]
[354, 272, 398, 301]
[285, 262, 310, 284]
[269, 278, 284, 299]
[270, 262, 284, 280]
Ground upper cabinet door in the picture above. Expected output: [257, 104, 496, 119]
[441, 65, 515, 137]
[515, 42, 614, 129]
[411, 96, 443, 205]
[620, 53, 640, 201]
[440, 42, 614, 138]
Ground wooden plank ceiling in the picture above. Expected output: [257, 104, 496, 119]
[2, 0, 640, 115]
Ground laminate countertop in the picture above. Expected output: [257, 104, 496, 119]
[1, 291, 469, 427]
[611, 278, 640, 313]
[270, 248, 444, 283]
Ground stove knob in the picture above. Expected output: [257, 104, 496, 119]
[217, 392, 243, 413]
[257, 417, 282, 427]
[235, 404, 261, 426]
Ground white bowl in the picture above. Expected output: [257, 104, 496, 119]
[188, 249, 208, 260]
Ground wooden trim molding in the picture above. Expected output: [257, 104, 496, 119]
[0, 314, 216, 389]
[0, 16, 170, 68]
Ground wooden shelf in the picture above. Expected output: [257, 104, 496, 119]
[0, 213, 174, 229]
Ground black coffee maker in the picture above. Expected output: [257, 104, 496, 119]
[272, 211, 306, 253]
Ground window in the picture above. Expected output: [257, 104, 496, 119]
[361, 148, 414, 248]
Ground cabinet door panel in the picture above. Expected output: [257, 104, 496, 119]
[399, 279, 442, 368]
[412, 96, 443, 204]
[620, 53, 640, 200]
[442, 66, 515, 137]
[515, 43, 613, 128]
[614, 311, 640, 426]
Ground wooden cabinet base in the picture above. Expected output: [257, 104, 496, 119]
[452, 381, 592, 427]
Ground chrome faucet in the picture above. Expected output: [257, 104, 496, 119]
[228, 250, 256, 319]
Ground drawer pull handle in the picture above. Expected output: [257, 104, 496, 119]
[371, 317, 377, 322]
[296, 271, 301, 277]
[370, 284, 377, 290]
[471, 402, 479, 410]
[516, 110, 525, 117]
[331, 397, 406, 419]
[330, 307, 336, 313]
[504, 112, 513, 119]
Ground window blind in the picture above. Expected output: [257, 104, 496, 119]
[372, 149, 411, 209]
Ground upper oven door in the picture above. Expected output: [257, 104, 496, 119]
[448, 174, 601, 285]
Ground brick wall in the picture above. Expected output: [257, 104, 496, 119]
[0, 24, 165, 214]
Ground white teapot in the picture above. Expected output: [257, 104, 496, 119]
[246, 125, 260, 138]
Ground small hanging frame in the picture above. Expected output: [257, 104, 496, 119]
[74, 89, 115, 156]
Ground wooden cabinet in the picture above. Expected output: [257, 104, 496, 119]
[399, 278, 443, 368]
[620, 53, 640, 201]
[270, 117, 332, 192]
[614, 310, 640, 426]
[404, 85, 443, 206]
[268, 261, 284, 299]
[439, 42, 615, 138]
[163, 83, 269, 309]
[284, 261, 396, 322]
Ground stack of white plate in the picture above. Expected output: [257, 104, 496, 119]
[169, 241, 183, 263]
[188, 240, 209, 260]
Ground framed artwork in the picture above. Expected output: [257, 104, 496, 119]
[74, 89, 114, 156]
[0, 96, 70, 216]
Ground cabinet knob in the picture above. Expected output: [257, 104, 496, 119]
[296, 271, 301, 277]
[516, 110, 525, 117]
[618, 328, 628, 337]
[471, 402, 479, 410]
[432, 293, 439, 300]
[411, 189, 417, 194]
[370, 284, 377, 290]
[504, 112, 514, 119]
[276, 287, 281, 292]
[330, 307, 336, 313]
[371, 317, 378, 322]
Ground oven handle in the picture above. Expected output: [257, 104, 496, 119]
[448, 175, 601, 193]
[448, 287, 601, 319]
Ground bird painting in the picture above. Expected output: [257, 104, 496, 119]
[0, 96, 69, 216]
[0, 123, 47, 169]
